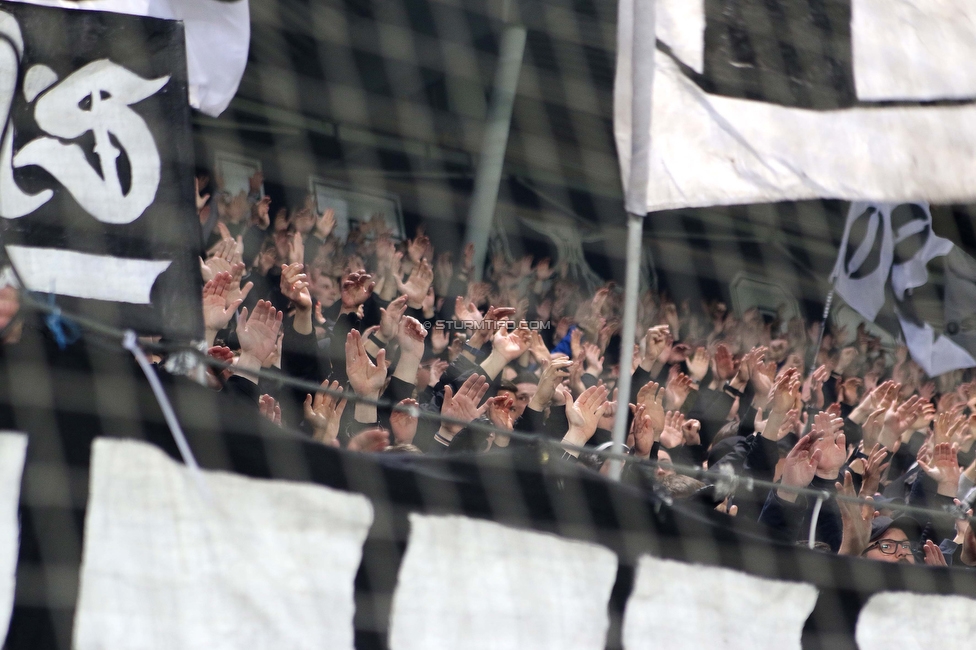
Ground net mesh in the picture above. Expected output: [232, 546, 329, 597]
[1, 1, 976, 650]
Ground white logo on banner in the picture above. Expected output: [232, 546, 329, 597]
[0, 9, 173, 304]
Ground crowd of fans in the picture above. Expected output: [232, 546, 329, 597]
[192, 172, 976, 568]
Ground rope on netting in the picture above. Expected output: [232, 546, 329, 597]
[808, 492, 827, 549]
[122, 330, 212, 504]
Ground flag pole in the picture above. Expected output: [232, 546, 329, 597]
[813, 287, 835, 366]
[608, 0, 656, 481]
[607, 213, 645, 481]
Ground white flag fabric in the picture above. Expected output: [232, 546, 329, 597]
[856, 592, 976, 650]
[8, 0, 249, 116]
[831, 202, 976, 376]
[0, 433, 27, 645]
[622, 556, 818, 650]
[615, 0, 976, 214]
[388, 514, 618, 650]
[73, 439, 374, 650]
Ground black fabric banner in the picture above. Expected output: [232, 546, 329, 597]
[0, 1, 201, 340]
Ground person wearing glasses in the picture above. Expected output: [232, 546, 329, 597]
[861, 516, 947, 566]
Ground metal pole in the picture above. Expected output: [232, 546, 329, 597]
[463, 20, 527, 281]
[608, 213, 645, 480]
[813, 287, 835, 363]
[608, 0, 656, 480]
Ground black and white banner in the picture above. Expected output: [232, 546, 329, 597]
[2, 341, 976, 649]
[615, 0, 976, 213]
[0, 1, 202, 339]
[8, 0, 249, 117]
[831, 201, 976, 376]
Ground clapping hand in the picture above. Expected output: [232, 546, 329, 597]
[396, 258, 434, 307]
[777, 434, 823, 503]
[439, 374, 490, 440]
[397, 316, 428, 360]
[304, 380, 347, 447]
[236, 300, 283, 380]
[340, 270, 375, 313]
[390, 398, 420, 445]
[918, 442, 962, 497]
[280, 263, 312, 311]
[562, 385, 610, 452]
[636, 381, 666, 438]
[203, 272, 243, 337]
[259, 394, 281, 427]
[345, 329, 388, 398]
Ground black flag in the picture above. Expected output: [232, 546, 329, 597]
[0, 1, 202, 340]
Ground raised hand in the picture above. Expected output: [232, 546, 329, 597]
[313, 207, 336, 239]
[857, 444, 890, 498]
[406, 228, 430, 265]
[428, 326, 448, 354]
[390, 398, 419, 445]
[304, 381, 347, 446]
[922, 540, 948, 567]
[397, 316, 428, 360]
[428, 359, 449, 386]
[582, 341, 604, 376]
[527, 330, 551, 364]
[562, 385, 610, 451]
[202, 272, 243, 336]
[487, 394, 515, 431]
[804, 365, 829, 410]
[685, 346, 709, 382]
[340, 271, 375, 313]
[777, 434, 823, 503]
[934, 411, 965, 446]
[468, 306, 515, 349]
[855, 407, 883, 453]
[379, 295, 409, 342]
[251, 195, 271, 229]
[713, 343, 735, 382]
[835, 346, 859, 375]
[836, 470, 873, 555]
[641, 325, 671, 371]
[918, 442, 962, 497]
[850, 379, 892, 424]
[259, 394, 281, 427]
[570, 327, 584, 360]
[596, 389, 618, 431]
[194, 176, 210, 214]
[811, 411, 847, 479]
[532, 357, 573, 410]
[682, 418, 702, 446]
[880, 395, 921, 450]
[236, 301, 283, 377]
[838, 377, 863, 406]
[345, 329, 388, 398]
[664, 366, 694, 411]
[636, 381, 666, 436]
[439, 374, 490, 439]
[454, 296, 483, 325]
[659, 410, 686, 449]
[491, 325, 531, 362]
[348, 428, 390, 453]
[629, 404, 654, 458]
[396, 258, 434, 307]
[280, 263, 312, 310]
[763, 368, 800, 441]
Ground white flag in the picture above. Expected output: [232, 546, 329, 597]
[615, 0, 976, 214]
[8, 0, 249, 117]
[831, 202, 976, 376]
